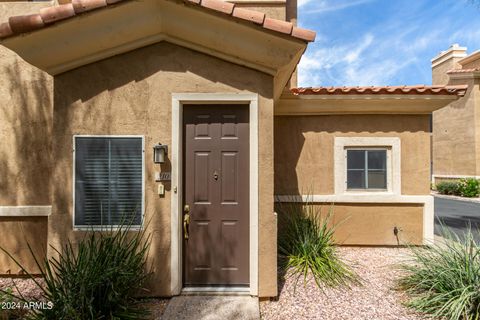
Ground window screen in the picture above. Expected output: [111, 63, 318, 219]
[75, 137, 143, 227]
[347, 149, 387, 190]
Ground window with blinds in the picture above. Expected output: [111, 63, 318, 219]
[74, 137, 144, 227]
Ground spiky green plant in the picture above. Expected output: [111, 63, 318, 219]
[398, 227, 480, 320]
[277, 198, 359, 289]
[0, 222, 152, 320]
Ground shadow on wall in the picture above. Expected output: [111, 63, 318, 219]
[0, 48, 52, 274]
[0, 53, 52, 206]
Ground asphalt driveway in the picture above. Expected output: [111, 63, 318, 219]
[434, 196, 480, 242]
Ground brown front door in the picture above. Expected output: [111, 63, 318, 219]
[183, 104, 249, 286]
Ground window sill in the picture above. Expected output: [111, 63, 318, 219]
[73, 226, 143, 232]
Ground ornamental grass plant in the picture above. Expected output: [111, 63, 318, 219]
[398, 227, 480, 320]
[277, 198, 359, 289]
[0, 223, 152, 320]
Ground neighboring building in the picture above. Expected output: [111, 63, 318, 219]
[432, 44, 480, 184]
[0, 0, 466, 297]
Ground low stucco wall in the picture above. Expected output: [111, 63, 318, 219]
[50, 42, 276, 297]
[277, 203, 424, 246]
[330, 203, 423, 245]
[0, 217, 48, 274]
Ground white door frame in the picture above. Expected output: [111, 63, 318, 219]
[170, 93, 259, 296]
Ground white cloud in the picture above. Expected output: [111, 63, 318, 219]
[302, 0, 374, 14]
[297, 0, 314, 7]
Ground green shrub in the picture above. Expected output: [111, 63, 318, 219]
[277, 200, 359, 288]
[436, 179, 480, 198]
[436, 181, 461, 196]
[398, 228, 480, 320]
[0, 224, 152, 320]
[458, 178, 480, 198]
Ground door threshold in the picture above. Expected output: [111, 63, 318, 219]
[181, 287, 251, 296]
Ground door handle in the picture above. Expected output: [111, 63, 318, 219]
[183, 213, 190, 240]
[213, 170, 219, 181]
[183, 205, 190, 240]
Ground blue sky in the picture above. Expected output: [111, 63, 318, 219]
[297, 0, 480, 87]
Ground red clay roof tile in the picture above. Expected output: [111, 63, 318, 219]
[9, 14, 45, 34]
[290, 85, 468, 97]
[72, 0, 107, 14]
[232, 7, 265, 25]
[291, 26, 316, 42]
[200, 0, 234, 15]
[0, 0, 316, 43]
[39, 4, 76, 24]
[0, 22, 13, 38]
[263, 17, 293, 35]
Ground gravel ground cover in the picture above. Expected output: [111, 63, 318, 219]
[0, 277, 43, 301]
[0, 278, 169, 319]
[260, 247, 425, 320]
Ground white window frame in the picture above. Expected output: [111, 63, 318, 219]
[334, 137, 401, 196]
[72, 135, 145, 231]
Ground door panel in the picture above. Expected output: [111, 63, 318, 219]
[183, 105, 249, 286]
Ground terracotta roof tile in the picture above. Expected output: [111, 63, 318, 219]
[291, 85, 468, 97]
[447, 68, 480, 74]
[200, 0, 234, 15]
[232, 7, 265, 25]
[263, 17, 293, 34]
[72, 0, 107, 14]
[39, 4, 75, 24]
[0, 0, 316, 43]
[0, 22, 13, 38]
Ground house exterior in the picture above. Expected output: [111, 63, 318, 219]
[0, 0, 466, 298]
[431, 44, 480, 184]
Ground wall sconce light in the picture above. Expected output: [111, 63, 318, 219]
[153, 143, 168, 164]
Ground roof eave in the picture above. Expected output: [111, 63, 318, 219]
[1, 0, 309, 99]
[276, 93, 462, 115]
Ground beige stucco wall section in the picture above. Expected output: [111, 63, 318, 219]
[0, 217, 48, 274]
[274, 115, 430, 245]
[0, 2, 53, 274]
[278, 204, 424, 245]
[462, 58, 480, 70]
[331, 204, 423, 245]
[0, 2, 53, 206]
[50, 42, 276, 297]
[433, 78, 479, 177]
[274, 115, 431, 195]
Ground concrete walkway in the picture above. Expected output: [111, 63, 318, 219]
[161, 296, 260, 320]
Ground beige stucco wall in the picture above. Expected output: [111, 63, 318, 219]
[274, 115, 430, 245]
[50, 42, 276, 297]
[0, 2, 53, 274]
[433, 78, 480, 178]
[274, 115, 431, 195]
[0, 217, 48, 274]
[331, 204, 423, 245]
[432, 58, 463, 86]
[278, 203, 423, 246]
[462, 58, 480, 69]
